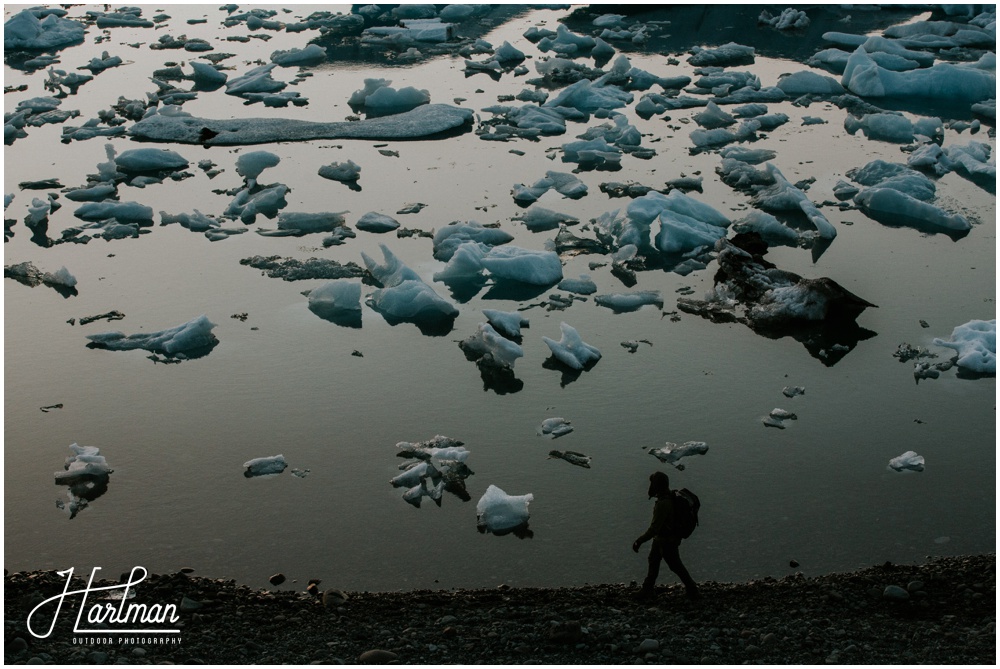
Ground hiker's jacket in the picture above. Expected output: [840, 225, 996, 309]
[638, 493, 678, 543]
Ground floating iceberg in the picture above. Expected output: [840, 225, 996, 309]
[271, 44, 327, 67]
[542, 322, 602, 371]
[476, 485, 532, 535]
[362, 245, 458, 333]
[688, 42, 755, 67]
[55, 443, 111, 519]
[318, 160, 361, 184]
[512, 171, 588, 203]
[459, 323, 524, 369]
[539, 417, 573, 438]
[225, 184, 288, 224]
[86, 315, 218, 357]
[854, 188, 970, 236]
[392, 435, 473, 506]
[649, 441, 709, 466]
[482, 309, 529, 339]
[115, 148, 189, 173]
[226, 64, 286, 97]
[888, 451, 924, 473]
[307, 281, 362, 326]
[595, 291, 663, 313]
[842, 47, 995, 103]
[5, 10, 84, 50]
[932, 320, 996, 374]
[481, 246, 563, 286]
[74, 201, 154, 224]
[513, 206, 579, 232]
[557, 275, 597, 295]
[548, 450, 591, 468]
[236, 151, 280, 184]
[432, 221, 513, 261]
[129, 104, 473, 145]
[753, 164, 836, 239]
[759, 8, 810, 30]
[356, 212, 399, 233]
[244, 455, 287, 478]
[776, 70, 845, 96]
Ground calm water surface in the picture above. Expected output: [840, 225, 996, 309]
[4, 4, 995, 592]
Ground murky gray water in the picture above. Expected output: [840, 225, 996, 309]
[4, 4, 995, 592]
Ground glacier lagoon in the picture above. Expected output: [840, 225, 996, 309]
[3, 4, 995, 592]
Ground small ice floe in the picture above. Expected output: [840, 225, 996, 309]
[649, 441, 708, 468]
[318, 160, 361, 186]
[894, 343, 934, 363]
[291, 468, 310, 478]
[782, 386, 805, 398]
[513, 206, 579, 233]
[55, 443, 112, 519]
[539, 417, 573, 438]
[235, 151, 280, 186]
[557, 275, 597, 296]
[693, 102, 735, 129]
[512, 171, 587, 204]
[244, 455, 288, 478]
[688, 42, 755, 67]
[74, 201, 154, 224]
[86, 315, 218, 358]
[115, 148, 189, 174]
[225, 184, 288, 224]
[393, 435, 473, 506]
[690, 119, 760, 149]
[775, 70, 844, 96]
[542, 322, 601, 371]
[759, 8, 810, 30]
[349, 79, 430, 115]
[226, 64, 287, 98]
[621, 339, 653, 353]
[732, 211, 806, 248]
[595, 291, 663, 313]
[307, 281, 362, 327]
[762, 408, 798, 429]
[361, 244, 458, 335]
[459, 323, 524, 369]
[536, 24, 596, 56]
[356, 212, 399, 233]
[932, 320, 996, 375]
[753, 164, 836, 240]
[271, 44, 327, 67]
[560, 138, 621, 169]
[888, 451, 924, 473]
[190, 61, 228, 87]
[5, 261, 78, 296]
[548, 450, 591, 468]
[476, 485, 532, 536]
[481, 246, 563, 286]
[362, 18, 455, 46]
[913, 360, 954, 381]
[482, 309, 529, 340]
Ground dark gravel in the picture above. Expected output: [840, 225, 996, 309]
[4, 553, 994, 664]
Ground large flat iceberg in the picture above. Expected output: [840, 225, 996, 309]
[129, 104, 473, 145]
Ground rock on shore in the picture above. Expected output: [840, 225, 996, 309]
[4, 554, 994, 664]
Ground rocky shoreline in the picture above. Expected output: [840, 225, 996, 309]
[4, 554, 994, 665]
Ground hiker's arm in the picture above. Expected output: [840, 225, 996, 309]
[634, 500, 667, 548]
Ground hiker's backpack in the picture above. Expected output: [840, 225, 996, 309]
[673, 488, 700, 539]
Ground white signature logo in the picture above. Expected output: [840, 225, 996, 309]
[27, 566, 180, 639]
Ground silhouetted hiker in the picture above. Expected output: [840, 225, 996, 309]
[632, 471, 700, 601]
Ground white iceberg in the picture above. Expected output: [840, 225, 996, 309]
[754, 164, 836, 239]
[54, 443, 112, 483]
[318, 160, 361, 183]
[557, 275, 597, 295]
[513, 206, 579, 232]
[482, 309, 529, 339]
[308, 281, 362, 313]
[271, 44, 327, 67]
[433, 221, 514, 261]
[226, 64, 286, 97]
[932, 320, 996, 374]
[542, 322, 602, 370]
[236, 151, 280, 184]
[244, 455, 288, 478]
[362, 245, 458, 329]
[86, 315, 218, 356]
[459, 323, 524, 369]
[649, 441, 709, 465]
[595, 291, 663, 313]
[539, 417, 573, 438]
[115, 148, 189, 172]
[888, 451, 925, 473]
[481, 246, 563, 286]
[476, 484, 532, 534]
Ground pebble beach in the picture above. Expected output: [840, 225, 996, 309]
[4, 553, 994, 665]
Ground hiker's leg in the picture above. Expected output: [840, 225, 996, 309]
[662, 539, 699, 595]
[641, 540, 664, 592]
